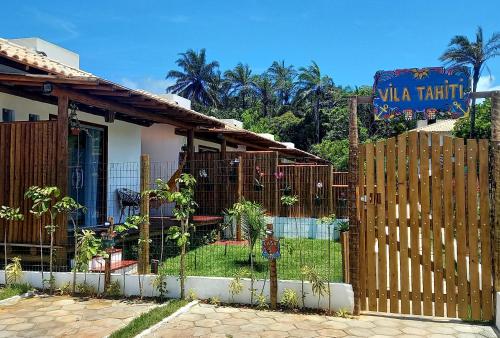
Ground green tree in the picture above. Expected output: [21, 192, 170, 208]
[253, 74, 275, 117]
[167, 48, 220, 106]
[224, 63, 255, 109]
[311, 139, 349, 171]
[440, 27, 499, 137]
[452, 98, 492, 139]
[0, 206, 23, 285]
[296, 61, 334, 143]
[268, 60, 296, 107]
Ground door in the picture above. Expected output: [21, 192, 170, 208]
[68, 123, 106, 227]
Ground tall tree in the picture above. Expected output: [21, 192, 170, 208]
[224, 63, 255, 109]
[440, 27, 499, 137]
[252, 74, 275, 117]
[268, 60, 296, 107]
[166, 48, 219, 106]
[297, 61, 334, 143]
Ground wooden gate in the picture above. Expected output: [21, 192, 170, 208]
[357, 131, 493, 320]
[0, 120, 66, 246]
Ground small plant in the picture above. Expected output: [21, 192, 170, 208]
[336, 308, 351, 318]
[59, 281, 72, 296]
[187, 289, 198, 301]
[76, 282, 96, 297]
[228, 269, 247, 302]
[106, 280, 122, 297]
[152, 263, 168, 301]
[209, 296, 221, 306]
[280, 195, 298, 207]
[280, 288, 299, 310]
[303, 265, 329, 308]
[5, 257, 23, 285]
[337, 220, 349, 233]
[0, 206, 24, 286]
[256, 293, 269, 310]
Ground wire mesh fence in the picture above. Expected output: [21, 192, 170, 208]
[1, 153, 348, 283]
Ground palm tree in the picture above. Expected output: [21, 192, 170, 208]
[224, 63, 255, 109]
[440, 27, 499, 137]
[253, 74, 275, 117]
[166, 49, 220, 106]
[297, 61, 334, 143]
[268, 61, 296, 107]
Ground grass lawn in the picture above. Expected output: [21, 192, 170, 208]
[162, 238, 343, 282]
[109, 299, 188, 338]
[0, 283, 31, 301]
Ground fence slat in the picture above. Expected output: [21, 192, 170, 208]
[466, 139, 480, 320]
[365, 143, 377, 311]
[376, 140, 388, 312]
[358, 144, 367, 311]
[478, 139, 492, 320]
[419, 132, 433, 315]
[454, 138, 468, 318]
[431, 133, 444, 316]
[408, 131, 421, 315]
[397, 133, 410, 314]
[386, 137, 398, 313]
[443, 136, 457, 317]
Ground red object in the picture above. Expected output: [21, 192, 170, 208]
[90, 260, 137, 272]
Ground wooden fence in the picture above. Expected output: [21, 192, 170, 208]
[188, 151, 345, 218]
[0, 121, 66, 246]
[358, 131, 493, 320]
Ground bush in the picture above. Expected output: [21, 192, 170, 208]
[311, 139, 349, 171]
[280, 288, 299, 309]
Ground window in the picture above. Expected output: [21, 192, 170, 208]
[2, 109, 15, 122]
[29, 114, 40, 121]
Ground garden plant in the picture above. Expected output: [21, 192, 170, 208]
[0, 205, 24, 285]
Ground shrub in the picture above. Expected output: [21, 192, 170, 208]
[5, 257, 23, 284]
[106, 280, 122, 297]
[280, 288, 299, 309]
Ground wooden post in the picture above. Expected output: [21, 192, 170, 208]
[56, 95, 69, 196]
[492, 91, 500, 295]
[139, 154, 150, 274]
[187, 129, 195, 175]
[104, 217, 114, 291]
[237, 156, 243, 241]
[328, 165, 334, 215]
[348, 96, 360, 315]
[267, 223, 278, 310]
[341, 231, 350, 284]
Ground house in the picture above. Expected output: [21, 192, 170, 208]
[0, 37, 328, 265]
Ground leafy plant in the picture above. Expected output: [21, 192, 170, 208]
[209, 296, 221, 306]
[106, 280, 122, 297]
[302, 265, 329, 308]
[75, 229, 107, 293]
[280, 288, 299, 310]
[152, 262, 168, 301]
[336, 308, 351, 318]
[117, 214, 143, 295]
[256, 293, 269, 310]
[5, 257, 23, 285]
[59, 281, 72, 296]
[228, 269, 248, 302]
[187, 288, 198, 301]
[76, 282, 96, 297]
[168, 173, 197, 299]
[0, 206, 23, 286]
[280, 195, 298, 207]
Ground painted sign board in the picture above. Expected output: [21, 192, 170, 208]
[262, 237, 280, 259]
[373, 67, 470, 120]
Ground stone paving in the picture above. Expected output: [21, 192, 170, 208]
[0, 294, 155, 338]
[146, 303, 499, 338]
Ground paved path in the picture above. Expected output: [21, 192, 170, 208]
[0, 294, 155, 338]
[145, 303, 498, 338]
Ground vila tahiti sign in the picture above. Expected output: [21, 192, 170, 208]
[373, 67, 471, 120]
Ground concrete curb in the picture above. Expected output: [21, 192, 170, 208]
[134, 299, 199, 338]
[0, 290, 34, 306]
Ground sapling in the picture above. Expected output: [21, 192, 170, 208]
[318, 213, 336, 313]
[0, 206, 24, 285]
[52, 197, 86, 294]
[25, 186, 60, 293]
[120, 215, 143, 296]
[75, 229, 107, 292]
[5, 256, 23, 285]
[167, 173, 197, 299]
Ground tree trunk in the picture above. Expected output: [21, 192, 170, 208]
[470, 69, 480, 138]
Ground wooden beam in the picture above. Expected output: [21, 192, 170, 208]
[51, 86, 197, 129]
[87, 91, 132, 97]
[104, 111, 116, 123]
[56, 95, 69, 196]
[0, 73, 99, 85]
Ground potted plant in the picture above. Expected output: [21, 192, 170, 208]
[253, 166, 265, 191]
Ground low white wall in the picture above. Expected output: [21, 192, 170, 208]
[0, 271, 353, 312]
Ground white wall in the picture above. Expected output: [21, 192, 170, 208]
[0, 92, 142, 223]
[496, 292, 500, 331]
[0, 271, 354, 312]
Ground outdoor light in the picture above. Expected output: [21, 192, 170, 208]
[42, 82, 53, 95]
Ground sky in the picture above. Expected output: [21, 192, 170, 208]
[0, 1, 499, 94]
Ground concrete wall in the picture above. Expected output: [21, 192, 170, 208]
[496, 292, 500, 331]
[0, 270, 354, 312]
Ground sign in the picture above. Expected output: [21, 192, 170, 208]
[373, 67, 470, 120]
[262, 237, 280, 259]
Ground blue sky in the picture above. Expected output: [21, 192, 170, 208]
[1, 1, 499, 93]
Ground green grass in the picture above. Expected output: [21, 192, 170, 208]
[109, 299, 189, 338]
[162, 238, 343, 281]
[0, 283, 31, 301]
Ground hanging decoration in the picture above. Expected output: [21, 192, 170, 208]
[68, 102, 82, 136]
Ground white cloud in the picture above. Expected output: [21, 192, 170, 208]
[120, 77, 173, 94]
[477, 75, 500, 92]
[28, 8, 79, 41]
